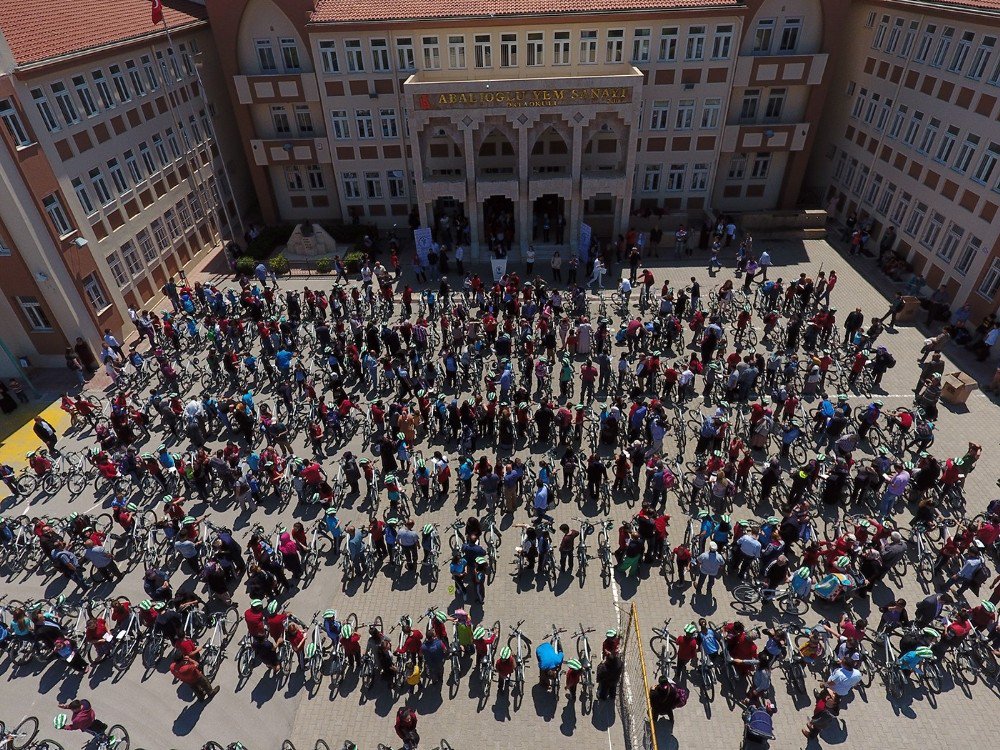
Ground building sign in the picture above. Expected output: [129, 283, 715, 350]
[415, 87, 632, 110]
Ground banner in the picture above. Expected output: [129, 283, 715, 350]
[413, 227, 433, 265]
[579, 223, 592, 265]
[490, 259, 507, 282]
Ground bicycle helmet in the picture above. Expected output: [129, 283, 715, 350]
[475, 556, 488, 566]
[305, 643, 317, 659]
[684, 624, 698, 635]
[836, 556, 851, 568]
[341, 624, 354, 639]
[566, 659, 583, 671]
[325, 508, 337, 516]
[250, 599, 263, 609]
[606, 629, 618, 638]
[323, 610, 337, 619]
[423, 524, 435, 535]
[922, 628, 940, 638]
[500, 646, 512, 659]
[914, 647, 934, 658]
[795, 567, 811, 578]
[181, 516, 195, 525]
[434, 611, 448, 623]
[54, 714, 68, 729]
[473, 627, 487, 639]
[139, 600, 153, 611]
[983, 601, 997, 614]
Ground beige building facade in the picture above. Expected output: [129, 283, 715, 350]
[807, 0, 1000, 319]
[0, 0, 249, 374]
[208, 0, 844, 257]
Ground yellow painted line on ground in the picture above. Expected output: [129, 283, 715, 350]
[0, 401, 71, 471]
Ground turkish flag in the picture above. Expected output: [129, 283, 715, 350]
[151, 0, 163, 24]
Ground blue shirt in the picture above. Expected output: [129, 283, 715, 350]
[701, 628, 720, 655]
[275, 350, 293, 371]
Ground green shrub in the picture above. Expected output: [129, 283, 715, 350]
[268, 254, 290, 275]
[344, 250, 367, 273]
[235, 255, 257, 276]
[245, 225, 294, 260]
[314, 257, 332, 274]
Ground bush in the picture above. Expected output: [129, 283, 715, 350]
[268, 254, 290, 275]
[235, 255, 257, 277]
[314, 257, 332, 274]
[245, 225, 294, 260]
[344, 250, 367, 273]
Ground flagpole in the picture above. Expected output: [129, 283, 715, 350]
[151, 1, 245, 245]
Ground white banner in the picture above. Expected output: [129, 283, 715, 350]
[490, 258, 508, 282]
[579, 222, 592, 264]
[413, 227, 433, 265]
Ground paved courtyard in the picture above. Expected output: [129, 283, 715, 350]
[2, 234, 999, 750]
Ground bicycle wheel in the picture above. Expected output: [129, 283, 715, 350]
[106, 724, 130, 750]
[11, 716, 39, 749]
[885, 666, 905, 698]
[314, 742, 331, 750]
[41, 473, 62, 494]
[923, 661, 942, 693]
[236, 641, 254, 678]
[34, 742, 66, 750]
[223, 606, 240, 637]
[698, 661, 716, 702]
[780, 594, 809, 616]
[732, 584, 762, 605]
[282, 741, 297, 750]
[649, 636, 677, 664]
[787, 661, 806, 696]
[66, 471, 88, 495]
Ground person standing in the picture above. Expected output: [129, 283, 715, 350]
[526, 245, 535, 276]
[596, 651, 624, 700]
[169, 653, 221, 701]
[83, 539, 125, 582]
[879, 463, 910, 519]
[33, 416, 60, 455]
[823, 657, 862, 704]
[550, 251, 562, 282]
[695, 542, 724, 597]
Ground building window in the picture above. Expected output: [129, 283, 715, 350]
[866, 173, 882, 204]
[448, 36, 466, 68]
[915, 24, 936, 62]
[388, 170, 406, 198]
[475, 35, 493, 68]
[109, 65, 130, 102]
[650, 101, 670, 130]
[166, 47, 182, 80]
[307, 166, 324, 190]
[138, 142, 156, 175]
[527, 32, 544, 66]
[876, 97, 892, 131]
[152, 134, 168, 165]
[355, 109, 374, 139]
[141, 55, 159, 91]
[700, 98, 721, 129]
[126, 61, 145, 97]
[89, 168, 112, 205]
[973, 143, 999, 184]
[277, 38, 300, 72]
[179, 45, 195, 77]
[865, 11, 876, 28]
[189, 193, 205, 221]
[642, 164, 661, 192]
[938, 223, 964, 261]
[271, 106, 291, 135]
[72, 178, 95, 215]
[330, 110, 349, 140]
[666, 164, 686, 191]
[675, 99, 695, 130]
[164, 208, 181, 239]
[166, 127, 180, 157]
[606, 29, 624, 63]
[876, 182, 896, 216]
[379, 109, 398, 138]
[954, 134, 980, 174]
[659, 27, 678, 62]
[851, 87, 867, 119]
[17, 297, 52, 331]
[863, 93, 879, 124]
[106, 252, 127, 286]
[90, 70, 114, 110]
[285, 166, 304, 191]
[935, 126, 958, 163]
[833, 151, 847, 180]
[82, 273, 109, 311]
[764, 88, 785, 119]
[886, 18, 903, 54]
[931, 27, 954, 68]
[950, 31, 974, 73]
[255, 39, 277, 72]
[978, 257, 1000, 299]
[917, 118, 939, 154]
[31, 89, 60, 132]
[751, 153, 771, 179]
[632, 29, 650, 62]
[905, 201, 927, 236]
[888, 104, 907, 139]
[501, 33, 518, 67]
[691, 163, 709, 191]
[177, 199, 192, 231]
[844, 159, 857, 189]
[422, 37, 441, 70]
[107, 158, 129, 194]
[371, 39, 390, 73]
[42, 194, 72, 235]
[728, 154, 746, 179]
[342, 172, 360, 199]
[712, 25, 733, 60]
[900, 20, 918, 58]
[291, 105, 313, 135]
[956, 236, 981, 275]
[346, 40, 364, 72]
[873, 15, 889, 49]
[686, 26, 705, 61]
[365, 172, 383, 199]
[740, 90, 760, 121]
[968, 37, 995, 79]
[136, 228, 157, 262]
[853, 164, 869, 195]
[397, 38, 415, 71]
[890, 191, 911, 225]
[319, 41, 339, 73]
[0, 99, 31, 146]
[151, 218, 169, 250]
[579, 30, 597, 64]
[124, 150, 142, 183]
[921, 212, 944, 249]
[72, 76, 98, 118]
[553, 31, 570, 65]
[753, 19, 774, 53]
[121, 241, 143, 277]
[903, 111, 923, 146]
[779, 18, 801, 52]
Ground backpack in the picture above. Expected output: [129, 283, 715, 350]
[673, 685, 690, 708]
[885, 354, 897, 369]
[972, 562, 991, 586]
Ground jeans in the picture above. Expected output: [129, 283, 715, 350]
[879, 490, 900, 518]
[696, 572, 717, 595]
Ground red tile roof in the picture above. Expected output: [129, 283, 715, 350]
[0, 0, 207, 68]
[311, 0, 740, 23]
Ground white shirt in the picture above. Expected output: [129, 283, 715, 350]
[986, 327, 1000, 346]
[619, 280, 632, 294]
[527, 248, 535, 262]
[827, 666, 862, 696]
[759, 252, 771, 266]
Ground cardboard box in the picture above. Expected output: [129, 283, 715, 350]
[895, 296, 922, 325]
[940, 371, 978, 405]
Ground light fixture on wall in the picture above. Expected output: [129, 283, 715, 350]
[34, 271, 49, 282]
[73, 237, 88, 248]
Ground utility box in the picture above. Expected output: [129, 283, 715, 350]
[940, 371, 978, 405]
[895, 296, 922, 325]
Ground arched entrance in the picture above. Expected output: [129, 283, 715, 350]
[482, 196, 515, 256]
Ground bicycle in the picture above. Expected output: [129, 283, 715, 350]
[543, 625, 566, 696]
[573, 625, 596, 713]
[200, 606, 239, 679]
[476, 620, 501, 696]
[649, 618, 677, 679]
[596, 520, 614, 588]
[358, 616, 383, 690]
[574, 518, 593, 585]
[305, 611, 330, 686]
[507, 619, 532, 696]
[731, 580, 809, 615]
[0, 717, 39, 749]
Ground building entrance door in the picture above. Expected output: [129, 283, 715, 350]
[433, 197, 466, 246]
[482, 196, 515, 256]
[531, 195, 566, 245]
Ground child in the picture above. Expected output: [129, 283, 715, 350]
[495, 645, 516, 690]
[565, 658, 584, 700]
[672, 542, 692, 584]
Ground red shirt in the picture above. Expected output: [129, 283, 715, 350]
[676, 633, 700, 660]
[170, 658, 203, 685]
[245, 609, 266, 638]
[266, 613, 288, 641]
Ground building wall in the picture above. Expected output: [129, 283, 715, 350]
[807, 0, 1000, 319]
